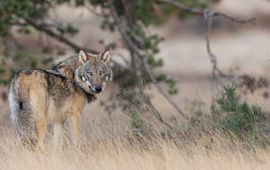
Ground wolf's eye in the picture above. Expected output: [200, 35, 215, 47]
[100, 71, 104, 76]
[87, 72, 93, 77]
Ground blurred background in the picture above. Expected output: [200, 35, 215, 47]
[1, 0, 270, 136]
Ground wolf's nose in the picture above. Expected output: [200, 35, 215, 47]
[93, 85, 102, 93]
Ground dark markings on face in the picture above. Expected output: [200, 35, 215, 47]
[76, 60, 112, 94]
[83, 62, 110, 82]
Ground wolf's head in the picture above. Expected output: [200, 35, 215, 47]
[75, 49, 113, 94]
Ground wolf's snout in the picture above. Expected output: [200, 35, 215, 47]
[92, 85, 102, 93]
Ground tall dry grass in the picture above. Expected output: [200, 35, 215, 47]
[0, 125, 270, 170]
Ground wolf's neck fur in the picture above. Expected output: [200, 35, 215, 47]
[53, 55, 96, 103]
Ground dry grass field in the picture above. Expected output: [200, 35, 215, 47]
[1, 0, 270, 169]
[1, 130, 270, 170]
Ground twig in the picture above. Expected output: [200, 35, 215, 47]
[204, 9, 225, 80]
[108, 0, 188, 121]
[156, 0, 255, 24]
[213, 12, 255, 24]
[157, 0, 204, 15]
[156, 0, 255, 80]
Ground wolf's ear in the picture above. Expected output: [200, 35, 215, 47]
[78, 50, 88, 64]
[100, 49, 111, 65]
[64, 67, 74, 80]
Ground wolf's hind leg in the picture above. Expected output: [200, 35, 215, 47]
[17, 119, 38, 149]
[28, 86, 48, 151]
[53, 123, 64, 149]
[35, 117, 47, 151]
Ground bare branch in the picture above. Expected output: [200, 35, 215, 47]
[20, 17, 126, 73]
[204, 10, 226, 80]
[156, 0, 254, 81]
[156, 0, 255, 24]
[213, 12, 255, 24]
[23, 18, 98, 54]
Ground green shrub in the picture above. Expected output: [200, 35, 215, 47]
[129, 112, 144, 129]
[216, 85, 268, 146]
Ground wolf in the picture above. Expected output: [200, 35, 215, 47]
[8, 49, 112, 150]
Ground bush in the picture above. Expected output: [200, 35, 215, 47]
[216, 85, 269, 146]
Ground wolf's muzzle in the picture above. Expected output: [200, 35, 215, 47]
[91, 85, 102, 93]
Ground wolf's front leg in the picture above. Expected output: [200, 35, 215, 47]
[53, 122, 64, 149]
[69, 111, 81, 147]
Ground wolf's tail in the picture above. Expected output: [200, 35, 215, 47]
[9, 78, 18, 126]
[8, 75, 37, 146]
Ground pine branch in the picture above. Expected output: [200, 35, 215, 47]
[23, 18, 98, 54]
